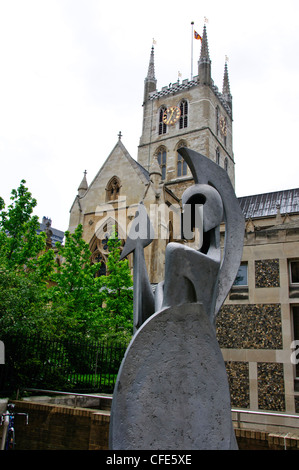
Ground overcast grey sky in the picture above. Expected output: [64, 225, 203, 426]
[0, 0, 298, 232]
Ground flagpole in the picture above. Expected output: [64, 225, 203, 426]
[191, 21, 194, 80]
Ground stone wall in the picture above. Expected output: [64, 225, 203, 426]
[216, 304, 286, 412]
[217, 304, 283, 349]
[0, 400, 110, 450]
[255, 259, 280, 288]
[257, 363, 285, 411]
[225, 361, 250, 409]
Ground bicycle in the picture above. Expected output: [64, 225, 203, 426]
[0, 404, 28, 450]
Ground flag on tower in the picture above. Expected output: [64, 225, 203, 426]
[194, 30, 202, 41]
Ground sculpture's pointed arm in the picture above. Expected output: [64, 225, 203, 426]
[120, 203, 155, 331]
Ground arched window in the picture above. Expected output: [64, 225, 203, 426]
[90, 222, 124, 277]
[90, 230, 110, 277]
[216, 147, 220, 165]
[106, 176, 121, 201]
[156, 147, 167, 180]
[159, 106, 167, 135]
[179, 100, 188, 129]
[177, 141, 188, 177]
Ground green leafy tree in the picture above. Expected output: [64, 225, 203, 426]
[49, 224, 104, 339]
[0, 180, 50, 273]
[0, 181, 133, 343]
[100, 228, 133, 342]
[0, 266, 52, 335]
[0, 181, 55, 336]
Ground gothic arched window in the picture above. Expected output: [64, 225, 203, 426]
[106, 176, 121, 201]
[179, 100, 188, 129]
[177, 141, 188, 177]
[159, 106, 167, 135]
[90, 223, 124, 277]
[90, 230, 110, 277]
[156, 146, 167, 180]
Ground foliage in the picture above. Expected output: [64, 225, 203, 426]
[99, 228, 133, 342]
[0, 266, 52, 336]
[0, 181, 133, 345]
[0, 180, 50, 273]
[0, 181, 55, 336]
[48, 225, 104, 340]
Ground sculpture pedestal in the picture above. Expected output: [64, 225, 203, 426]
[109, 303, 238, 450]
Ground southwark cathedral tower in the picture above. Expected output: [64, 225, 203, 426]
[138, 24, 234, 198]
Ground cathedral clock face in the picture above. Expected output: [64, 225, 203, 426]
[163, 106, 181, 125]
[219, 116, 227, 136]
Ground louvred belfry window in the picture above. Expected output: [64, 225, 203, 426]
[179, 100, 188, 129]
[159, 107, 167, 135]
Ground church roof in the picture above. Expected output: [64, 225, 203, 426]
[238, 188, 299, 219]
[133, 158, 150, 181]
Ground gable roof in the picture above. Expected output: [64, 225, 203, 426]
[88, 139, 149, 191]
[238, 188, 299, 219]
[70, 140, 150, 214]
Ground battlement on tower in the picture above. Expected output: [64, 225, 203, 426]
[148, 77, 232, 117]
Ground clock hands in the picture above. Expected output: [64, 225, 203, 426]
[168, 108, 174, 123]
[162, 106, 181, 126]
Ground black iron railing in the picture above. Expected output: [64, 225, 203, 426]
[0, 334, 127, 395]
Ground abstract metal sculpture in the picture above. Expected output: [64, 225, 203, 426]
[109, 148, 245, 450]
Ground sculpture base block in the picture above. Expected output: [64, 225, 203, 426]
[109, 303, 238, 450]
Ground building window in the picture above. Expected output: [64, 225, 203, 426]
[230, 262, 249, 300]
[90, 232, 110, 277]
[290, 261, 299, 285]
[159, 106, 167, 135]
[177, 141, 187, 177]
[90, 225, 123, 277]
[156, 147, 167, 180]
[106, 176, 121, 201]
[179, 100, 188, 129]
[233, 263, 248, 286]
[216, 147, 220, 165]
[292, 307, 299, 383]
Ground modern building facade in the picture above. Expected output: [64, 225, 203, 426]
[218, 189, 299, 422]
